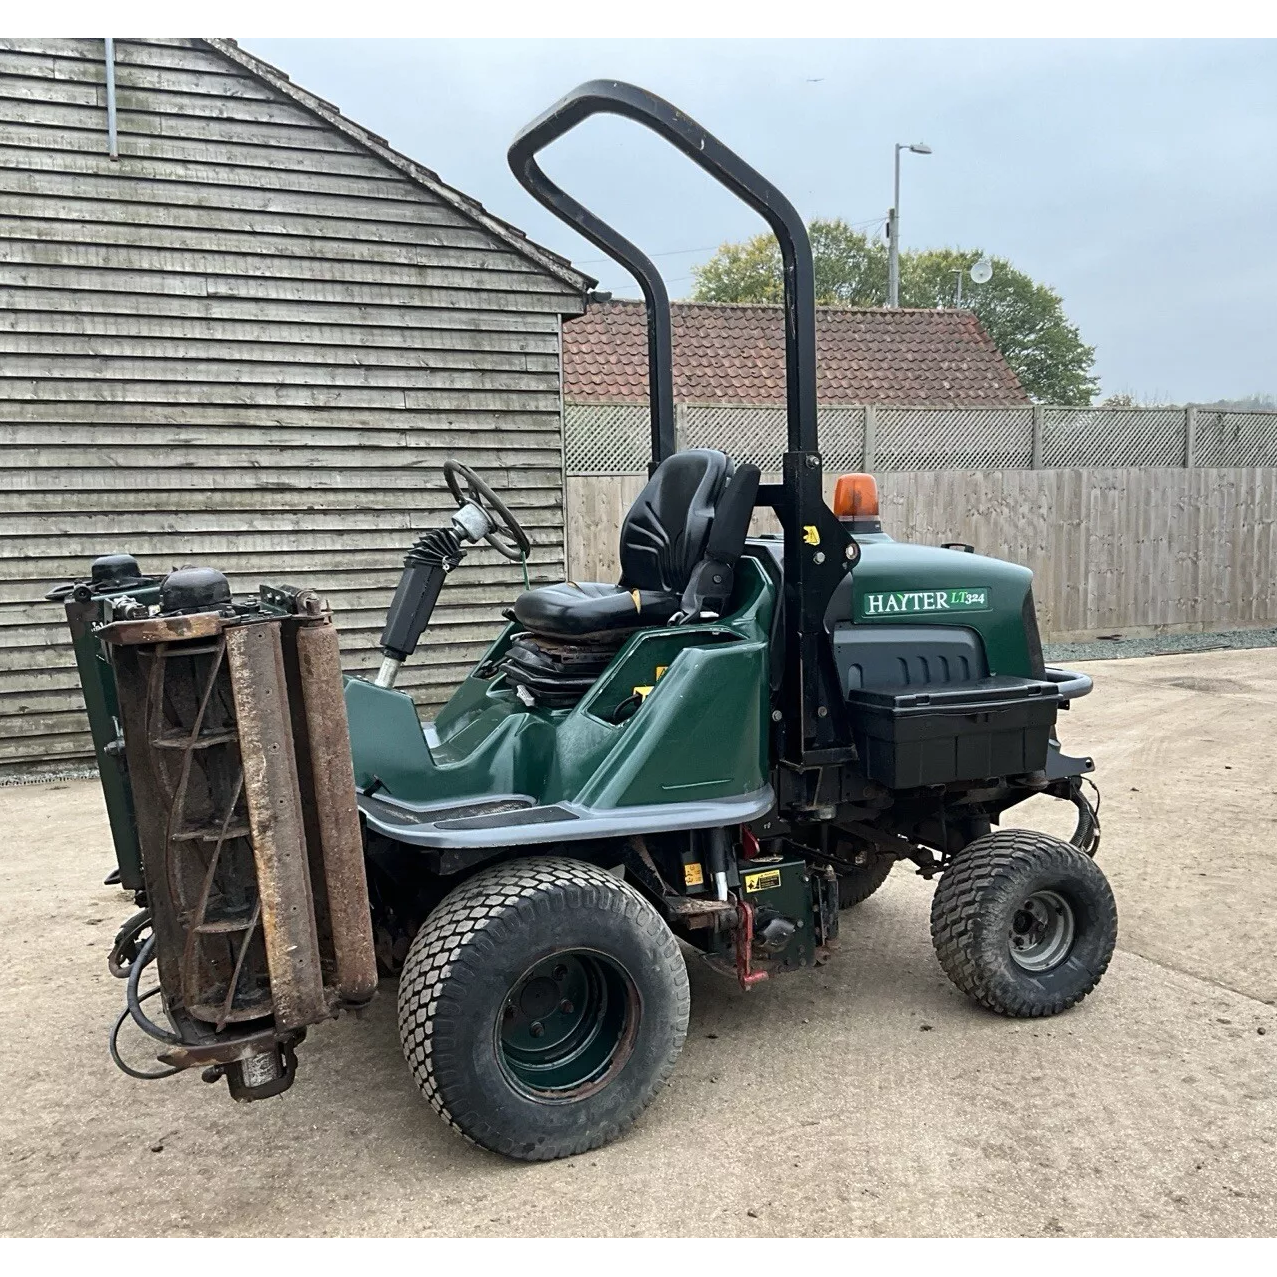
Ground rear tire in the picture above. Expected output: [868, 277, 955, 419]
[930, 829, 1117, 1017]
[397, 856, 689, 1161]
[836, 854, 894, 909]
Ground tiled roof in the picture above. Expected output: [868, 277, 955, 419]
[563, 300, 1027, 404]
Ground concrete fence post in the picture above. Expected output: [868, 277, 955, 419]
[863, 404, 878, 470]
[674, 402, 687, 452]
[1184, 404, 1197, 469]
[1031, 404, 1045, 470]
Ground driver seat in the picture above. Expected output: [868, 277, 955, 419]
[513, 448, 761, 639]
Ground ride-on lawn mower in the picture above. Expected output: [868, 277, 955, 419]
[50, 81, 1116, 1162]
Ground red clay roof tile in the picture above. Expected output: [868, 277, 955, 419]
[562, 300, 1027, 405]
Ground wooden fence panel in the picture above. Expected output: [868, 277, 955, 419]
[567, 468, 1277, 641]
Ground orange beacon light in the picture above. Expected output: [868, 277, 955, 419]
[833, 473, 880, 519]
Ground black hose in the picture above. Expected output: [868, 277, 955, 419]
[609, 691, 643, 723]
[1069, 777, 1102, 855]
[125, 933, 182, 1045]
[108, 908, 152, 979]
[109, 987, 183, 1080]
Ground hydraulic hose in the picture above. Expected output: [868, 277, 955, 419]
[110, 987, 183, 1080]
[125, 932, 182, 1045]
[108, 931, 184, 1080]
[1068, 776, 1102, 856]
[108, 907, 152, 979]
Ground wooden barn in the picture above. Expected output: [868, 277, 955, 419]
[0, 37, 591, 775]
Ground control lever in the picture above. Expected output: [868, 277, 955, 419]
[373, 503, 494, 689]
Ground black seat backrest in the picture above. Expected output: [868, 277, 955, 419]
[618, 449, 734, 593]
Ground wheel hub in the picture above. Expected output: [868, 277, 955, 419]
[516, 975, 561, 1021]
[1008, 889, 1076, 972]
[498, 950, 638, 1099]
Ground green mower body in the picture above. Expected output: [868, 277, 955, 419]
[51, 79, 1114, 1161]
[346, 533, 1067, 864]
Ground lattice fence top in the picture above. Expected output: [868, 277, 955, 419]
[874, 406, 1033, 471]
[682, 405, 865, 472]
[1042, 407, 1186, 468]
[563, 402, 651, 475]
[562, 400, 1277, 475]
[1194, 410, 1277, 468]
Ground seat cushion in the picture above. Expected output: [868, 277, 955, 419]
[512, 580, 681, 638]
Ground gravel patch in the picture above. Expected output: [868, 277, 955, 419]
[0, 765, 99, 787]
[1046, 626, 1277, 664]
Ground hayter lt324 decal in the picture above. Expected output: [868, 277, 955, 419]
[859, 587, 991, 617]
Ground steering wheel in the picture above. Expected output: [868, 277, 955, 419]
[443, 460, 532, 562]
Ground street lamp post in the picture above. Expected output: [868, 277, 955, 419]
[888, 141, 932, 308]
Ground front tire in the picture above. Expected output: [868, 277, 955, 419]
[930, 829, 1117, 1017]
[397, 856, 689, 1161]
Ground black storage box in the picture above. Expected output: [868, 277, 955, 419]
[846, 676, 1061, 789]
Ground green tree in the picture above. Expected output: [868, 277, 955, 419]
[690, 221, 1098, 405]
[899, 249, 1098, 405]
[692, 217, 887, 307]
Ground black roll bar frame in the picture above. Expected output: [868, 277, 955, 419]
[508, 80, 857, 767]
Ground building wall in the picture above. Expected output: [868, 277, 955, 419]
[0, 37, 584, 772]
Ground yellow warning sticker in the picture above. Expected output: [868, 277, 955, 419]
[744, 868, 782, 893]
[683, 861, 704, 887]
[632, 666, 669, 703]
[802, 525, 821, 546]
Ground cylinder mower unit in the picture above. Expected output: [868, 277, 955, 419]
[50, 559, 376, 1101]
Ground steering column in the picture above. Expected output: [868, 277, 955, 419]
[374, 461, 532, 689]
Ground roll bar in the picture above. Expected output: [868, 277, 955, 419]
[510, 82, 857, 768]
[508, 79, 819, 467]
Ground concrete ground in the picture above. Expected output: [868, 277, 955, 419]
[1, 647, 1274, 1237]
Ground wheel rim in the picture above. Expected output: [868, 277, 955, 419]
[496, 950, 639, 1101]
[1008, 889, 1076, 972]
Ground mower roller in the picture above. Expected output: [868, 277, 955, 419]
[51, 80, 1116, 1161]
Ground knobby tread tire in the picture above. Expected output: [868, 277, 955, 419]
[836, 854, 894, 909]
[930, 828, 1118, 1018]
[397, 856, 689, 1161]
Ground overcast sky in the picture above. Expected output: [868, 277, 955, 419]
[244, 39, 1276, 403]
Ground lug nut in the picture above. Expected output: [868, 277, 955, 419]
[552, 964, 567, 980]
[560, 999, 574, 1014]
[530, 1021, 545, 1038]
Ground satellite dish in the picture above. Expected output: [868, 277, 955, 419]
[970, 257, 993, 285]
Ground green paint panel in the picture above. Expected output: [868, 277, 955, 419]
[848, 540, 1036, 676]
[62, 584, 164, 890]
[346, 557, 776, 812]
[740, 857, 816, 970]
[347, 532, 1045, 824]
